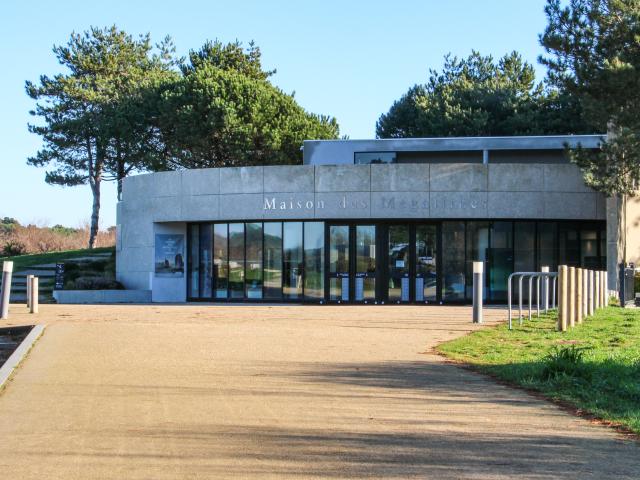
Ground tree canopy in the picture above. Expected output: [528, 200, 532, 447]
[376, 51, 593, 138]
[540, 0, 640, 196]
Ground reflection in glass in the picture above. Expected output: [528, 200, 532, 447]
[189, 224, 200, 298]
[599, 227, 606, 269]
[537, 222, 557, 271]
[465, 222, 489, 300]
[559, 224, 580, 267]
[388, 225, 409, 302]
[489, 222, 513, 301]
[199, 223, 213, 298]
[356, 225, 376, 301]
[442, 222, 465, 301]
[283, 222, 303, 299]
[354, 152, 396, 164]
[581, 228, 599, 269]
[245, 223, 263, 299]
[416, 225, 437, 301]
[263, 222, 282, 299]
[213, 223, 228, 299]
[329, 225, 349, 301]
[514, 222, 535, 301]
[228, 223, 244, 299]
[304, 222, 325, 300]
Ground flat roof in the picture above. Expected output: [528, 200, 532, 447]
[304, 134, 605, 152]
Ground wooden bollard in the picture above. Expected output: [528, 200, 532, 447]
[595, 271, 600, 310]
[582, 269, 588, 319]
[558, 265, 568, 332]
[588, 270, 595, 315]
[568, 267, 576, 327]
[604, 271, 608, 306]
[601, 270, 607, 307]
[576, 268, 583, 324]
[30, 277, 38, 314]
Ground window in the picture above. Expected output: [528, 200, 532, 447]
[199, 223, 213, 298]
[304, 222, 325, 300]
[228, 223, 244, 299]
[489, 222, 513, 301]
[188, 224, 200, 298]
[465, 222, 489, 300]
[442, 222, 465, 301]
[213, 224, 228, 299]
[264, 222, 283, 299]
[245, 223, 263, 299]
[354, 151, 396, 164]
[283, 222, 303, 299]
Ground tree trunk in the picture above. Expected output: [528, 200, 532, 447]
[88, 178, 101, 249]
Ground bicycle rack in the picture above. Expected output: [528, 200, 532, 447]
[507, 271, 558, 330]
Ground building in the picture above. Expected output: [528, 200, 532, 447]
[116, 134, 636, 304]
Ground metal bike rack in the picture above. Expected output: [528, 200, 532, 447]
[507, 271, 558, 330]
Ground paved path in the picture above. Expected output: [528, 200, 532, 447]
[0, 304, 638, 479]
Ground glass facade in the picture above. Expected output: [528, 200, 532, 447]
[188, 220, 606, 304]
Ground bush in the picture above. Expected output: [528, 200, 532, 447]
[2, 240, 27, 256]
[542, 345, 589, 380]
[67, 276, 123, 290]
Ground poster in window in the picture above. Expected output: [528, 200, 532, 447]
[155, 234, 185, 277]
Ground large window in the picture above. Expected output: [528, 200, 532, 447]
[199, 223, 213, 298]
[264, 222, 283, 299]
[245, 223, 263, 299]
[329, 225, 350, 301]
[283, 222, 303, 299]
[356, 225, 376, 301]
[188, 224, 200, 298]
[465, 222, 489, 300]
[354, 151, 396, 164]
[304, 222, 325, 300]
[228, 223, 245, 299]
[213, 224, 228, 299]
[442, 222, 465, 301]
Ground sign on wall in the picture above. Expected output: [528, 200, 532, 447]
[155, 234, 185, 278]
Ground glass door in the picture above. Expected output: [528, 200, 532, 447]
[388, 225, 410, 302]
[415, 224, 437, 302]
[329, 225, 350, 302]
[355, 225, 376, 302]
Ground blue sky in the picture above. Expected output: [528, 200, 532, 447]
[0, 0, 552, 227]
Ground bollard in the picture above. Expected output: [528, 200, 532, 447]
[558, 265, 568, 332]
[568, 266, 576, 328]
[1, 261, 14, 320]
[576, 268, 583, 324]
[588, 270, 595, 315]
[472, 261, 483, 324]
[604, 271, 608, 306]
[26, 274, 34, 309]
[582, 269, 588, 319]
[541, 266, 550, 312]
[601, 270, 606, 307]
[595, 271, 600, 310]
[30, 277, 38, 314]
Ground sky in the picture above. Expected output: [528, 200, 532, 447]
[0, 0, 553, 228]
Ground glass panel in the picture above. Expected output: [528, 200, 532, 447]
[599, 227, 607, 269]
[263, 222, 282, 299]
[228, 223, 244, 299]
[304, 222, 325, 300]
[213, 224, 228, 299]
[559, 224, 580, 267]
[388, 225, 410, 302]
[354, 152, 396, 164]
[245, 223, 263, 299]
[199, 223, 213, 298]
[283, 222, 303, 299]
[188, 224, 200, 298]
[465, 222, 489, 300]
[581, 228, 599, 269]
[356, 225, 376, 301]
[329, 225, 349, 301]
[442, 222, 465, 301]
[489, 222, 513, 301]
[537, 222, 557, 271]
[514, 222, 535, 301]
[416, 225, 437, 302]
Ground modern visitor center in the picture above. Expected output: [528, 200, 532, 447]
[116, 134, 637, 304]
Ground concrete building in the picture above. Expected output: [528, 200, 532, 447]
[116, 134, 633, 304]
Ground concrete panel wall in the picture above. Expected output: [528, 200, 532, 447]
[118, 162, 606, 300]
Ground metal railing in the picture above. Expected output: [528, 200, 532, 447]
[507, 271, 558, 330]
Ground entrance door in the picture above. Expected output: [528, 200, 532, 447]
[329, 225, 350, 302]
[355, 225, 376, 303]
[387, 223, 438, 303]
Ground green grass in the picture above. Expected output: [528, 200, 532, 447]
[0, 247, 114, 271]
[437, 306, 640, 435]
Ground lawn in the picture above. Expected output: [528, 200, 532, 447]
[0, 247, 114, 271]
[437, 306, 640, 435]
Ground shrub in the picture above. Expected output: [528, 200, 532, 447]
[67, 276, 123, 290]
[1, 240, 27, 256]
[542, 345, 589, 380]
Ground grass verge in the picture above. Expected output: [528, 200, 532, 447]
[0, 247, 114, 271]
[437, 306, 640, 435]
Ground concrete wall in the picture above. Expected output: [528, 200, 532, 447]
[117, 163, 606, 301]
